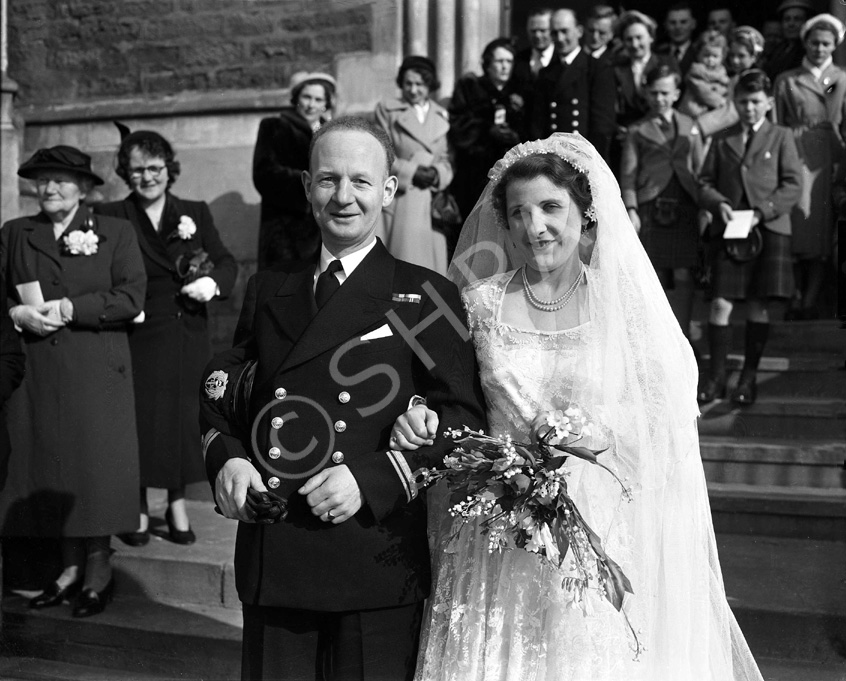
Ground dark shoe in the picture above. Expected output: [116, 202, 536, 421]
[165, 508, 196, 545]
[72, 579, 114, 618]
[731, 377, 757, 406]
[29, 580, 81, 609]
[117, 530, 149, 547]
[697, 376, 726, 404]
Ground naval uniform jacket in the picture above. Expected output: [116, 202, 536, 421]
[200, 239, 486, 612]
[530, 49, 616, 160]
[698, 120, 802, 236]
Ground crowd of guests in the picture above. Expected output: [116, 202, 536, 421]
[1, 0, 844, 620]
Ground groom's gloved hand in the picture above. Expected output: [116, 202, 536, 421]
[391, 405, 439, 450]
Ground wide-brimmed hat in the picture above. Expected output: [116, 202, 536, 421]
[731, 26, 765, 56]
[801, 13, 846, 45]
[18, 145, 104, 185]
[289, 71, 337, 95]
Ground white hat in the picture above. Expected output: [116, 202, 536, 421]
[800, 13, 846, 46]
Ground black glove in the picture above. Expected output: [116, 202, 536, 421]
[411, 165, 439, 188]
[214, 488, 288, 523]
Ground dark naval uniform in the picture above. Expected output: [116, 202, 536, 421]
[530, 49, 616, 160]
[200, 239, 485, 679]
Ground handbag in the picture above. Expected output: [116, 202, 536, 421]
[431, 190, 463, 238]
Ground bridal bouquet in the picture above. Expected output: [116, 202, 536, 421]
[414, 408, 642, 655]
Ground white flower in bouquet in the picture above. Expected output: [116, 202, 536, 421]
[176, 215, 197, 240]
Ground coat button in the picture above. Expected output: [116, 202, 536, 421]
[572, 120, 579, 128]
[550, 123, 558, 131]
[52, 279, 60, 285]
[572, 110, 579, 116]
[275, 388, 287, 399]
[550, 101, 557, 108]
[332, 451, 345, 464]
[550, 112, 557, 120]
[271, 417, 284, 429]
[268, 447, 281, 459]
[338, 391, 350, 404]
[99, 314, 107, 322]
[268, 477, 280, 489]
[571, 98, 578, 105]
[51, 338, 59, 346]
[334, 420, 347, 433]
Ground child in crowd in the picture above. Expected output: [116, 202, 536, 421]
[621, 64, 704, 342]
[679, 30, 730, 117]
[698, 70, 802, 405]
[774, 14, 846, 319]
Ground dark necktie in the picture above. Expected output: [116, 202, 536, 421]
[674, 46, 683, 63]
[660, 116, 674, 141]
[745, 127, 755, 154]
[315, 259, 343, 308]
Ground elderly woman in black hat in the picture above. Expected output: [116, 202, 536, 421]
[253, 70, 337, 270]
[0, 145, 146, 617]
[95, 129, 238, 546]
[375, 55, 454, 275]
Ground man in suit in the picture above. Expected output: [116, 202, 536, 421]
[697, 70, 802, 406]
[583, 5, 619, 66]
[656, 2, 698, 78]
[200, 116, 486, 680]
[530, 8, 616, 160]
[512, 7, 554, 91]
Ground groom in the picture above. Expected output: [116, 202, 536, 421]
[200, 116, 485, 680]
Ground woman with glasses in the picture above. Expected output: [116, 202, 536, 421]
[95, 129, 237, 546]
[0, 145, 146, 617]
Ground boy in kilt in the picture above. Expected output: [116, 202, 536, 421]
[621, 64, 705, 342]
[697, 69, 802, 405]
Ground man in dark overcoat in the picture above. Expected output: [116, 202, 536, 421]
[200, 116, 486, 680]
[530, 8, 617, 160]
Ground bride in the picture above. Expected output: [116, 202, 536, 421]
[390, 134, 764, 680]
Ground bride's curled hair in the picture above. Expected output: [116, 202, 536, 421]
[491, 153, 595, 231]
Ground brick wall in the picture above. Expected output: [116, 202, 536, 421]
[7, 0, 374, 106]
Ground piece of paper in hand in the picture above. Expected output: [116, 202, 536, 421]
[16, 281, 45, 306]
[723, 210, 755, 239]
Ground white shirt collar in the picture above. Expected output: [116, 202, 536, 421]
[803, 56, 833, 81]
[560, 46, 582, 65]
[315, 238, 378, 289]
[535, 43, 555, 66]
[413, 101, 430, 124]
[591, 45, 607, 59]
[745, 118, 766, 136]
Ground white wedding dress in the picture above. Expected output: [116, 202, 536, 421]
[415, 134, 764, 681]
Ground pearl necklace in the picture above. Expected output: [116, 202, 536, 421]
[521, 264, 584, 312]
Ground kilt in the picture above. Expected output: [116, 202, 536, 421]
[638, 178, 700, 269]
[712, 228, 794, 300]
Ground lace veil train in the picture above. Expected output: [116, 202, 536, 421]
[446, 134, 764, 680]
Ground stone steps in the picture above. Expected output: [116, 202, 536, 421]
[0, 657, 176, 681]
[698, 396, 846, 439]
[0, 595, 241, 680]
[709, 482, 846, 540]
[690, 318, 844, 355]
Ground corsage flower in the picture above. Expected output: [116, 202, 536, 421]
[175, 215, 197, 240]
[62, 229, 99, 256]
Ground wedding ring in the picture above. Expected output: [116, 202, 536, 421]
[327, 510, 335, 520]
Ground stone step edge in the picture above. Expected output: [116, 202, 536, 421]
[699, 438, 846, 465]
[708, 482, 846, 517]
[699, 397, 846, 418]
[0, 656, 175, 681]
[700, 354, 844, 372]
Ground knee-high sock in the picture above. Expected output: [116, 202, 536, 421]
[742, 321, 770, 377]
[708, 323, 731, 381]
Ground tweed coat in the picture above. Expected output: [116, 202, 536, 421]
[375, 97, 454, 275]
[698, 120, 803, 237]
[0, 206, 145, 537]
[774, 63, 846, 258]
[95, 193, 237, 489]
[530, 49, 617, 160]
[620, 110, 704, 209]
[200, 240, 486, 612]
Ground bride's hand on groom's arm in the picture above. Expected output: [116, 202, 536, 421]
[391, 405, 439, 451]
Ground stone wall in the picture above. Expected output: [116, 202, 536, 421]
[7, 0, 377, 107]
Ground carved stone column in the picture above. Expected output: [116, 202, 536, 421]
[1, 0, 21, 222]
